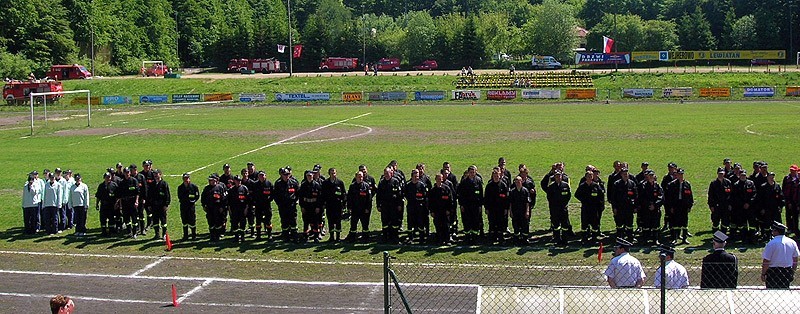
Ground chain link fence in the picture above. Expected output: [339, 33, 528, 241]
[382, 252, 800, 314]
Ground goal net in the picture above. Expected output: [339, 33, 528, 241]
[28, 90, 91, 135]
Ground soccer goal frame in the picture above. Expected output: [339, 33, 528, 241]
[29, 90, 91, 136]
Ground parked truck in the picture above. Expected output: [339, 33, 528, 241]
[3, 80, 64, 105]
[376, 58, 401, 71]
[319, 57, 358, 71]
[227, 58, 283, 74]
[531, 56, 562, 70]
[46, 64, 92, 80]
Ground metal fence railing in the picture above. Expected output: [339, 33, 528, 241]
[382, 252, 800, 314]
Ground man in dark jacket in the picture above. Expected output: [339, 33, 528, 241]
[545, 171, 571, 246]
[274, 167, 300, 242]
[484, 167, 510, 243]
[700, 231, 739, 289]
[457, 165, 484, 244]
[322, 168, 347, 242]
[347, 171, 373, 242]
[177, 173, 200, 240]
[611, 168, 638, 242]
[150, 169, 171, 241]
[377, 167, 404, 243]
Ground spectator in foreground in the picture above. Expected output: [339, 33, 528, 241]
[654, 246, 689, 289]
[604, 238, 645, 288]
[50, 294, 75, 314]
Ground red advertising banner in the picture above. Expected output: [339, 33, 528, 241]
[487, 90, 517, 100]
[293, 45, 303, 59]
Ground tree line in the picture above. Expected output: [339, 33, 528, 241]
[0, 0, 797, 78]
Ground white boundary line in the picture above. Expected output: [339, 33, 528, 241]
[280, 123, 374, 145]
[130, 256, 170, 276]
[186, 112, 372, 175]
[177, 279, 213, 303]
[101, 128, 147, 139]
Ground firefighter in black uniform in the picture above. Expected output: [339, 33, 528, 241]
[299, 170, 323, 242]
[201, 174, 226, 242]
[177, 173, 199, 240]
[756, 172, 784, 242]
[251, 171, 274, 240]
[219, 164, 233, 189]
[346, 171, 373, 242]
[416, 163, 433, 190]
[404, 169, 429, 243]
[117, 167, 140, 239]
[130, 164, 148, 235]
[661, 162, 678, 231]
[227, 175, 249, 243]
[484, 167, 510, 243]
[509, 175, 532, 245]
[95, 172, 117, 236]
[498, 157, 512, 188]
[150, 169, 170, 240]
[700, 231, 739, 289]
[429, 173, 454, 245]
[637, 169, 663, 246]
[731, 170, 757, 243]
[274, 167, 300, 242]
[457, 165, 484, 245]
[442, 162, 459, 235]
[322, 168, 346, 242]
[240, 168, 257, 237]
[518, 164, 537, 233]
[140, 160, 156, 234]
[611, 168, 638, 241]
[634, 162, 649, 184]
[575, 171, 605, 244]
[377, 167, 404, 243]
[666, 168, 693, 245]
[708, 167, 733, 234]
[545, 171, 571, 246]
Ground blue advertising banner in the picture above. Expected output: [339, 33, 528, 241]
[368, 92, 407, 101]
[172, 94, 202, 103]
[743, 87, 775, 97]
[575, 53, 631, 65]
[102, 96, 132, 105]
[622, 89, 654, 98]
[139, 95, 169, 104]
[413, 91, 445, 101]
[275, 93, 331, 102]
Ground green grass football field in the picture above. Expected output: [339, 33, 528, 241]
[1, 100, 798, 267]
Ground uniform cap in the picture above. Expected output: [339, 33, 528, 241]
[304, 170, 313, 177]
[717, 167, 726, 174]
[644, 169, 655, 175]
[712, 231, 728, 243]
[55, 168, 63, 173]
[247, 161, 254, 166]
[733, 162, 742, 168]
[66, 169, 72, 174]
[31, 170, 39, 175]
[620, 167, 629, 173]
[232, 175, 241, 181]
[123, 167, 131, 173]
[103, 172, 111, 178]
[208, 174, 217, 180]
[660, 246, 676, 257]
[723, 158, 732, 163]
[143, 160, 153, 166]
[223, 163, 230, 169]
[358, 164, 367, 171]
[615, 238, 633, 248]
[106, 167, 114, 173]
[313, 164, 322, 171]
[760, 162, 769, 168]
[668, 162, 678, 168]
[790, 164, 799, 171]
[115, 163, 123, 168]
[767, 172, 776, 177]
[739, 170, 747, 175]
[772, 221, 787, 232]
[182, 173, 191, 179]
[641, 162, 649, 167]
[257, 171, 265, 176]
[285, 166, 292, 172]
[278, 168, 287, 175]
[676, 168, 685, 174]
[498, 157, 506, 163]
[129, 164, 138, 170]
[74, 174, 81, 180]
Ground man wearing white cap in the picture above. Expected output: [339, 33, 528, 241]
[701, 231, 738, 288]
[604, 238, 646, 288]
[762, 221, 799, 289]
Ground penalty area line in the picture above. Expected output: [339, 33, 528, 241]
[130, 256, 170, 276]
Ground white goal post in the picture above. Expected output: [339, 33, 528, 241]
[29, 90, 91, 136]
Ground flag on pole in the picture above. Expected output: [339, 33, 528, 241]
[598, 241, 603, 262]
[277, 44, 286, 53]
[293, 45, 303, 59]
[603, 36, 614, 54]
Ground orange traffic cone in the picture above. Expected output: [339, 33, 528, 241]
[598, 241, 603, 262]
[171, 284, 179, 307]
[165, 233, 173, 251]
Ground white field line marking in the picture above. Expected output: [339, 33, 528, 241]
[101, 128, 147, 139]
[0, 292, 383, 311]
[281, 123, 374, 145]
[18, 136, 30, 139]
[130, 256, 170, 276]
[0, 126, 29, 132]
[187, 112, 372, 175]
[176, 279, 213, 303]
[744, 123, 762, 135]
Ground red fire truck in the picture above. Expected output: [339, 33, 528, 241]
[3, 80, 64, 105]
[46, 64, 92, 80]
[227, 58, 283, 73]
[142, 64, 171, 77]
[376, 58, 401, 71]
[319, 57, 358, 71]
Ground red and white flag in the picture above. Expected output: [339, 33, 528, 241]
[277, 44, 286, 53]
[292, 45, 303, 59]
[603, 36, 614, 53]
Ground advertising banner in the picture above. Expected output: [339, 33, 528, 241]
[487, 90, 517, 100]
[102, 96, 132, 105]
[367, 92, 407, 101]
[622, 89, 654, 98]
[631, 51, 661, 62]
[662, 87, 693, 98]
[787, 87, 800, 97]
[699, 88, 731, 97]
[521, 89, 561, 99]
[70, 97, 101, 105]
[139, 95, 169, 104]
[413, 91, 445, 101]
[743, 87, 775, 98]
[172, 94, 202, 103]
[565, 89, 597, 99]
[238, 93, 267, 102]
[452, 90, 481, 100]
[203, 93, 233, 101]
[342, 92, 363, 102]
[575, 53, 631, 65]
[276, 93, 331, 102]
[632, 50, 786, 61]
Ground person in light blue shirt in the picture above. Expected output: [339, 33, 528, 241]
[69, 174, 89, 236]
[63, 170, 76, 230]
[42, 172, 63, 235]
[22, 174, 42, 234]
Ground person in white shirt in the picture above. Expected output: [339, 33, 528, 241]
[762, 221, 800, 289]
[54, 168, 69, 231]
[69, 174, 89, 236]
[42, 172, 63, 235]
[605, 238, 646, 288]
[63, 170, 76, 229]
[22, 174, 42, 234]
[654, 246, 689, 289]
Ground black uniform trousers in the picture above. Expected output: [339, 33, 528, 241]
[786, 202, 799, 234]
[326, 204, 343, 232]
[207, 205, 226, 239]
[180, 202, 197, 228]
[433, 208, 450, 243]
[301, 203, 323, 235]
[511, 209, 529, 236]
[247, 204, 256, 230]
[229, 205, 247, 234]
[766, 267, 794, 289]
[711, 204, 731, 231]
[380, 204, 403, 240]
[121, 198, 138, 230]
[151, 203, 167, 231]
[549, 205, 570, 232]
[100, 204, 115, 229]
[669, 205, 690, 231]
[580, 204, 603, 234]
[278, 204, 298, 232]
[254, 203, 272, 230]
[639, 208, 661, 232]
[23, 207, 38, 234]
[43, 206, 59, 234]
[461, 204, 482, 235]
[349, 206, 371, 232]
[730, 204, 748, 235]
[73, 206, 87, 234]
[407, 201, 428, 234]
[486, 205, 507, 235]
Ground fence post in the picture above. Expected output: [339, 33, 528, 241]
[660, 252, 666, 314]
[384, 251, 390, 314]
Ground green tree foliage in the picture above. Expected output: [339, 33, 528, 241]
[399, 11, 437, 65]
[587, 14, 646, 52]
[456, 16, 485, 67]
[677, 5, 716, 50]
[729, 15, 757, 50]
[523, 0, 578, 62]
[641, 19, 678, 51]
[0, 52, 37, 79]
